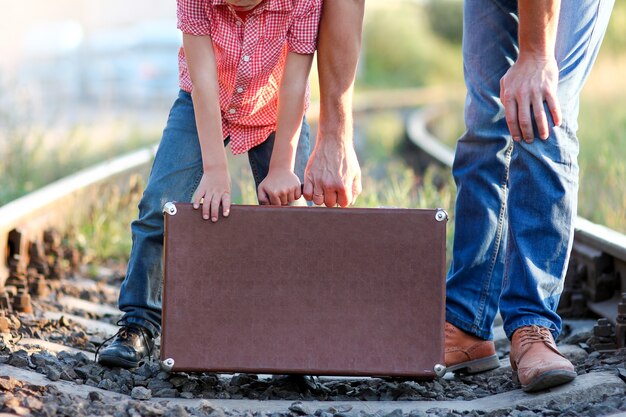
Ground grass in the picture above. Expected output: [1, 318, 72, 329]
[74, 176, 146, 266]
[0, 118, 160, 206]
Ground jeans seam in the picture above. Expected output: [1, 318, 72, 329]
[473, 141, 512, 333]
[490, 0, 517, 17]
[578, 1, 602, 74]
[248, 155, 261, 188]
[188, 169, 203, 203]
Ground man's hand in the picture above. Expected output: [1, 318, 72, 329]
[500, 55, 561, 143]
[192, 166, 231, 222]
[307, 0, 364, 208]
[501, 0, 562, 143]
[258, 168, 302, 206]
[303, 139, 362, 207]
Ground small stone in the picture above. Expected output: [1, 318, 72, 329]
[31, 352, 60, 368]
[60, 368, 78, 381]
[88, 391, 104, 402]
[131, 386, 152, 400]
[0, 376, 20, 391]
[134, 375, 149, 386]
[24, 397, 44, 410]
[46, 366, 62, 382]
[289, 401, 312, 415]
[195, 400, 218, 414]
[182, 380, 199, 393]
[153, 388, 178, 398]
[383, 410, 403, 417]
[329, 405, 353, 414]
[75, 364, 95, 379]
[8, 350, 30, 368]
[98, 378, 119, 391]
[164, 404, 190, 417]
[169, 375, 188, 387]
[148, 379, 174, 391]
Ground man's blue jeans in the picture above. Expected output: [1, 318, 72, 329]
[118, 90, 311, 337]
[446, 0, 613, 341]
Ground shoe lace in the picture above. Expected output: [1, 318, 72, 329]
[517, 325, 553, 349]
[94, 321, 153, 363]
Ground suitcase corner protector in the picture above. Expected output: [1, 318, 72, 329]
[434, 363, 446, 377]
[160, 357, 175, 372]
[163, 202, 178, 216]
[435, 208, 448, 222]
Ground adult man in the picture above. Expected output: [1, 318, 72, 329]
[309, 0, 613, 392]
[444, 0, 613, 392]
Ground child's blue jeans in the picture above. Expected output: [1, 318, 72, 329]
[118, 90, 311, 337]
[446, 0, 613, 341]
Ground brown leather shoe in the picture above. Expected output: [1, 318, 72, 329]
[445, 322, 500, 374]
[510, 325, 576, 392]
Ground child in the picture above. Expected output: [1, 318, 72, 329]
[97, 0, 322, 368]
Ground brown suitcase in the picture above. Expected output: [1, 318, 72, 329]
[161, 202, 448, 378]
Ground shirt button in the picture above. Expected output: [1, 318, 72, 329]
[236, 87, 244, 93]
[228, 108, 236, 114]
[236, 20, 242, 26]
[243, 55, 250, 62]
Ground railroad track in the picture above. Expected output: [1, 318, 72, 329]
[0, 92, 625, 417]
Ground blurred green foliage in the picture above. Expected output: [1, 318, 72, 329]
[577, 97, 626, 232]
[602, 2, 626, 52]
[424, 0, 464, 45]
[359, 5, 462, 88]
[0, 95, 158, 206]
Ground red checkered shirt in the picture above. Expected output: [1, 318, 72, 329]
[177, 0, 322, 154]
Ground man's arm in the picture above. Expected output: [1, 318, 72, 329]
[500, 0, 562, 143]
[183, 33, 231, 222]
[303, 0, 364, 207]
[258, 51, 314, 206]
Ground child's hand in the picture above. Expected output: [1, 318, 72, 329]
[258, 168, 302, 206]
[192, 166, 231, 222]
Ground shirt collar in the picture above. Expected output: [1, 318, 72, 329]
[211, 0, 293, 12]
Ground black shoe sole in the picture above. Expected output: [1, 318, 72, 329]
[97, 354, 143, 369]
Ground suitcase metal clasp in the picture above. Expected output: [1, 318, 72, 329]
[435, 208, 448, 222]
[163, 202, 178, 216]
[161, 357, 175, 372]
[434, 363, 447, 377]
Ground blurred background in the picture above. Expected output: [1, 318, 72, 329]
[1, 0, 625, 261]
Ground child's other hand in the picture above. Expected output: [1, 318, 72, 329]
[258, 168, 302, 206]
[192, 167, 231, 222]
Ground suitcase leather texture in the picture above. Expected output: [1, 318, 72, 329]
[161, 203, 447, 377]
